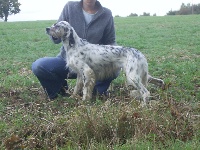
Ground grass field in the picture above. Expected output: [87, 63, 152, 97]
[0, 15, 200, 149]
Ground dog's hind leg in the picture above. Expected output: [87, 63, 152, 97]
[126, 62, 150, 105]
[127, 75, 150, 105]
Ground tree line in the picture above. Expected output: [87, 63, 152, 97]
[167, 3, 200, 15]
[123, 3, 200, 17]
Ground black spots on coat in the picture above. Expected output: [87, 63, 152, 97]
[129, 67, 134, 73]
[134, 81, 141, 90]
[82, 73, 86, 82]
[100, 52, 108, 56]
[111, 49, 121, 56]
[75, 61, 79, 65]
[60, 21, 68, 26]
[142, 87, 148, 93]
[102, 58, 106, 62]
[88, 57, 93, 63]
[99, 64, 104, 67]
[80, 39, 88, 46]
[127, 48, 141, 60]
[79, 52, 86, 60]
[69, 29, 75, 47]
[85, 47, 89, 50]
[124, 47, 142, 60]
[111, 47, 125, 56]
[144, 72, 147, 78]
[136, 68, 139, 75]
[63, 26, 69, 32]
[101, 45, 122, 56]
[105, 55, 110, 59]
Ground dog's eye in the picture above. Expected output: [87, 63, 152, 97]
[54, 25, 60, 29]
[53, 23, 60, 28]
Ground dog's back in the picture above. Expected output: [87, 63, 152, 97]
[73, 44, 147, 81]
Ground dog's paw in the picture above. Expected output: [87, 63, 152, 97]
[129, 90, 141, 100]
[159, 80, 165, 90]
[69, 94, 82, 100]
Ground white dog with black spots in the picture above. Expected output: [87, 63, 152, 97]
[46, 21, 164, 105]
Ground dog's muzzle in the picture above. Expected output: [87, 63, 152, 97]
[46, 27, 50, 34]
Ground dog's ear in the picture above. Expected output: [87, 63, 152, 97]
[69, 29, 75, 47]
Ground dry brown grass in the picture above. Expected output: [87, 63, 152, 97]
[1, 86, 200, 149]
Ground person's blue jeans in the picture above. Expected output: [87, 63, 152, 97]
[32, 57, 117, 99]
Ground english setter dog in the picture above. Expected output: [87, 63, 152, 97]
[46, 21, 164, 105]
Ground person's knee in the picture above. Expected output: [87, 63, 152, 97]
[32, 61, 38, 75]
[31, 58, 46, 76]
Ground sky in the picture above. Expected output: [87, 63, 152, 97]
[7, 0, 199, 22]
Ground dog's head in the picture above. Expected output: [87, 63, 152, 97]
[46, 21, 75, 46]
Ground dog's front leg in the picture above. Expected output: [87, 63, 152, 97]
[73, 73, 83, 96]
[82, 66, 96, 101]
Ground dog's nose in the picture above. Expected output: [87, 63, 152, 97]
[46, 27, 50, 32]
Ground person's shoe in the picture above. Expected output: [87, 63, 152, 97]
[58, 86, 71, 97]
[49, 86, 71, 100]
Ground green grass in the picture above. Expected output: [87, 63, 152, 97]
[0, 15, 200, 149]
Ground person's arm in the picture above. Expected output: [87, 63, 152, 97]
[57, 2, 69, 22]
[102, 15, 117, 45]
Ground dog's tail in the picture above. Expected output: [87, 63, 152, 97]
[148, 75, 165, 90]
